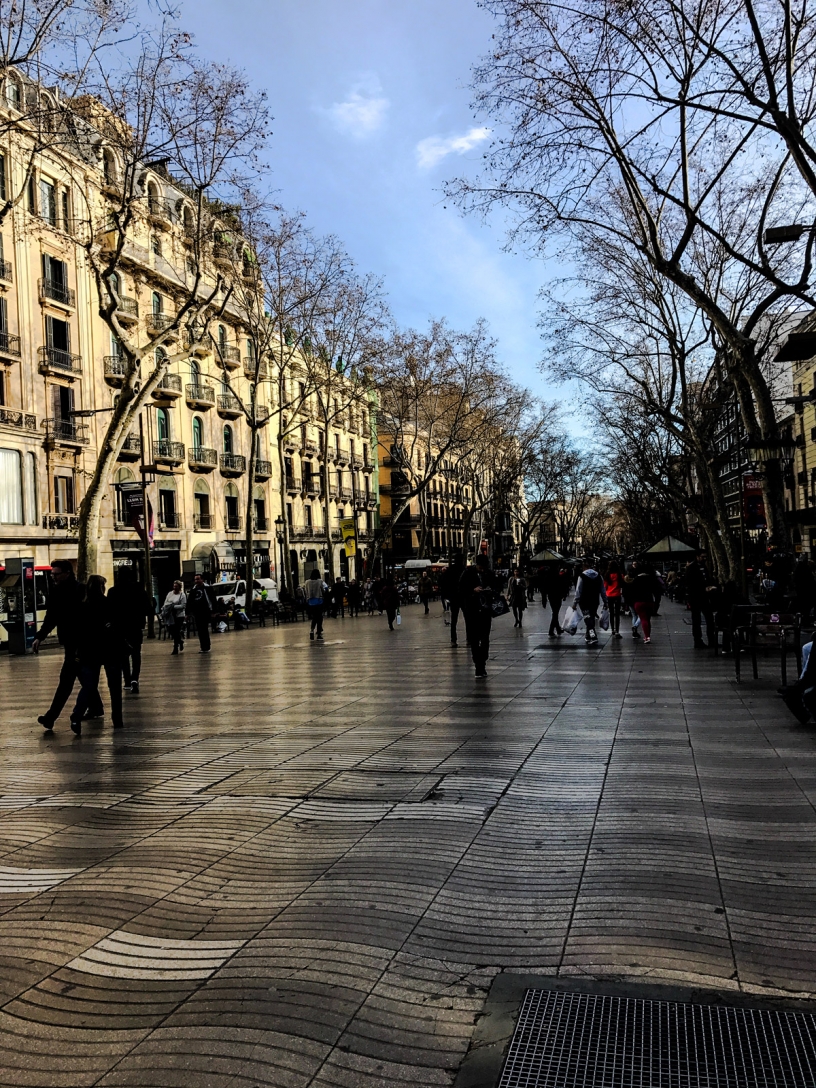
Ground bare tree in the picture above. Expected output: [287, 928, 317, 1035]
[371, 319, 505, 571]
[0, 0, 129, 224]
[450, 0, 816, 546]
[66, 28, 269, 577]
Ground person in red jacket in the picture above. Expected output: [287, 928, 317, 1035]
[603, 560, 624, 639]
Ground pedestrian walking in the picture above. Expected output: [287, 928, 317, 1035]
[162, 580, 187, 654]
[363, 577, 377, 615]
[603, 560, 624, 639]
[459, 554, 501, 678]
[380, 575, 400, 630]
[332, 576, 347, 618]
[34, 559, 104, 731]
[507, 568, 528, 627]
[541, 565, 569, 637]
[347, 579, 362, 617]
[188, 573, 216, 653]
[684, 552, 717, 648]
[69, 575, 125, 735]
[623, 562, 661, 644]
[573, 561, 608, 644]
[108, 568, 154, 692]
[304, 568, 328, 640]
[439, 556, 464, 646]
[418, 570, 433, 614]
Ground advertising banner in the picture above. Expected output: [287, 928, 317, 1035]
[339, 517, 357, 556]
[743, 474, 767, 530]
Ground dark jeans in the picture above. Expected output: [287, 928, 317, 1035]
[42, 647, 104, 724]
[464, 609, 492, 668]
[420, 595, 430, 614]
[690, 599, 714, 643]
[308, 604, 324, 634]
[608, 597, 622, 633]
[546, 595, 563, 635]
[386, 607, 397, 629]
[72, 660, 123, 728]
[193, 611, 211, 652]
[168, 617, 185, 651]
[122, 630, 143, 685]
[512, 604, 525, 624]
[449, 602, 461, 643]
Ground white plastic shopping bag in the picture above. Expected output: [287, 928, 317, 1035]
[396, 610, 401, 626]
[599, 606, 610, 631]
[564, 604, 582, 635]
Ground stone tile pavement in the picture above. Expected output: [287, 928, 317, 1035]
[0, 598, 815, 1085]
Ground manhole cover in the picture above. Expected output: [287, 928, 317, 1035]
[498, 989, 816, 1087]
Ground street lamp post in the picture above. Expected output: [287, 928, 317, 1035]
[275, 516, 286, 593]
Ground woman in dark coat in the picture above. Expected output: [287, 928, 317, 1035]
[380, 575, 400, 630]
[507, 568, 528, 627]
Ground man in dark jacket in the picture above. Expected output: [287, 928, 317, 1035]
[108, 569, 153, 692]
[440, 557, 464, 646]
[573, 561, 608, 644]
[685, 552, 717, 647]
[188, 573, 216, 653]
[34, 560, 103, 731]
[459, 554, 500, 677]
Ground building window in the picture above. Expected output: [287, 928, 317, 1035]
[54, 474, 75, 514]
[152, 291, 163, 314]
[27, 174, 36, 214]
[0, 155, 6, 201]
[0, 447, 23, 524]
[61, 190, 70, 231]
[223, 425, 234, 454]
[25, 452, 37, 525]
[151, 234, 161, 256]
[156, 407, 170, 442]
[5, 79, 20, 110]
[39, 178, 57, 225]
[192, 416, 204, 449]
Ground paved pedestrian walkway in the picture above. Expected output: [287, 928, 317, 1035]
[1, 599, 815, 1086]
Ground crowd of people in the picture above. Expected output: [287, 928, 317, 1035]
[34, 546, 804, 732]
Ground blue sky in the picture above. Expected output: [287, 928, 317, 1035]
[171, 0, 558, 398]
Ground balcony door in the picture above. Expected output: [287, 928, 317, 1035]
[45, 315, 70, 353]
[192, 416, 204, 453]
[50, 383, 73, 423]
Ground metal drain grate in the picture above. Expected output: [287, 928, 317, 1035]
[498, 989, 816, 1087]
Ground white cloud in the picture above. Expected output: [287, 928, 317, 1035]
[324, 76, 389, 139]
[415, 126, 491, 170]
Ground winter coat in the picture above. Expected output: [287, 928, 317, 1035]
[35, 575, 86, 649]
[459, 566, 501, 615]
[162, 590, 187, 621]
[75, 593, 124, 667]
[603, 571, 623, 599]
[622, 571, 660, 607]
[574, 569, 607, 612]
[507, 577, 528, 608]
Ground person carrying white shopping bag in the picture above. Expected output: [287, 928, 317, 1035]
[563, 603, 583, 635]
[573, 561, 608, 644]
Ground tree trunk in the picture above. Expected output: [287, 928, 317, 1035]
[323, 430, 335, 581]
[276, 434, 292, 592]
[244, 422, 256, 604]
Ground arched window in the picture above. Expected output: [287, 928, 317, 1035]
[5, 78, 20, 110]
[155, 347, 167, 367]
[218, 324, 227, 348]
[183, 206, 193, 233]
[103, 149, 117, 186]
[192, 416, 203, 450]
[223, 424, 233, 454]
[25, 452, 38, 525]
[152, 291, 163, 314]
[0, 448, 24, 524]
[156, 407, 170, 442]
[246, 338, 255, 360]
[114, 466, 135, 524]
[190, 359, 200, 382]
[147, 182, 159, 214]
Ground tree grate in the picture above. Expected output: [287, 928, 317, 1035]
[498, 989, 816, 1087]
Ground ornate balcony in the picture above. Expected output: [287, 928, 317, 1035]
[362, 459, 375, 473]
[217, 344, 241, 369]
[335, 446, 350, 465]
[285, 475, 302, 495]
[39, 278, 75, 307]
[148, 196, 174, 227]
[151, 373, 182, 400]
[243, 356, 267, 380]
[42, 513, 79, 531]
[0, 408, 37, 431]
[217, 394, 243, 419]
[0, 332, 21, 358]
[38, 346, 81, 378]
[188, 446, 217, 472]
[117, 434, 141, 460]
[146, 312, 178, 339]
[224, 513, 243, 532]
[254, 459, 273, 480]
[184, 327, 210, 357]
[153, 439, 185, 465]
[340, 487, 354, 502]
[302, 439, 318, 456]
[194, 513, 215, 530]
[44, 418, 88, 446]
[104, 356, 128, 385]
[220, 453, 246, 477]
[304, 478, 320, 497]
[185, 383, 215, 409]
[289, 524, 315, 542]
[115, 295, 139, 323]
[213, 241, 235, 267]
[158, 512, 182, 529]
[351, 453, 364, 469]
